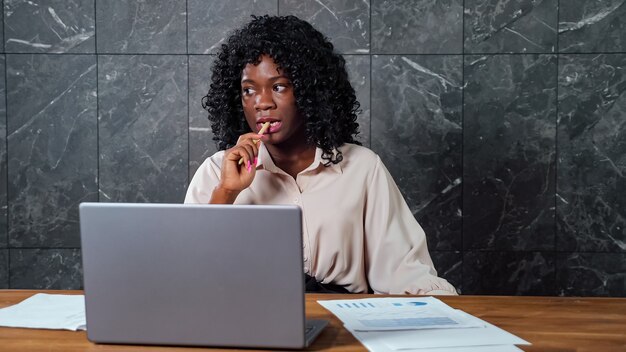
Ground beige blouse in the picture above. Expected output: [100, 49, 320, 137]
[185, 143, 457, 295]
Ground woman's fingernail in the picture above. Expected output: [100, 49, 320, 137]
[254, 157, 258, 165]
[246, 160, 250, 169]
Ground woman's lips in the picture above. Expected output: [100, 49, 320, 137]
[257, 121, 282, 134]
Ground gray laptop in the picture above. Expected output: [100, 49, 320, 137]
[79, 202, 327, 349]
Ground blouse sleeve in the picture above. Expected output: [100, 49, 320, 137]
[184, 153, 223, 204]
[364, 156, 458, 295]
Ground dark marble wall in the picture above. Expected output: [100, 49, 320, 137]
[0, 0, 623, 296]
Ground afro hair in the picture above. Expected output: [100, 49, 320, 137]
[201, 15, 361, 165]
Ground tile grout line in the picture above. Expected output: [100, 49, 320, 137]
[92, 0, 99, 290]
[368, 0, 371, 148]
[4, 52, 9, 288]
[554, 0, 560, 296]
[187, 56, 190, 186]
[0, 51, 623, 56]
[2, 0, 4, 52]
[460, 0, 465, 294]
[186, 0, 190, 186]
[2, 0, 9, 288]
[10, 247, 623, 254]
[95, 0, 100, 205]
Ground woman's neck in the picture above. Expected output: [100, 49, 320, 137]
[264, 138, 317, 179]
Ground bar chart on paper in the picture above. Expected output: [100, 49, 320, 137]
[320, 297, 482, 331]
[319, 297, 530, 352]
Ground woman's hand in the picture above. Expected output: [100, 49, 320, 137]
[210, 132, 265, 204]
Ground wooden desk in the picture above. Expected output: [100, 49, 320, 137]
[0, 290, 625, 351]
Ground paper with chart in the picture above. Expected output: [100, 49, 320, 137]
[349, 310, 529, 350]
[317, 297, 484, 331]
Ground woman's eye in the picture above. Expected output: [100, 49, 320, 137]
[242, 87, 254, 95]
[273, 84, 287, 92]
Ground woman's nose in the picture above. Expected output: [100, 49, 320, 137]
[255, 89, 276, 110]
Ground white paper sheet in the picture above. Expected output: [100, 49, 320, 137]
[351, 310, 529, 350]
[353, 332, 524, 352]
[318, 297, 484, 331]
[0, 293, 86, 331]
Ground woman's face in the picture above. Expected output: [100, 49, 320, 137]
[240, 55, 304, 146]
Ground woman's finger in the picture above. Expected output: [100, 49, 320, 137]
[236, 133, 266, 145]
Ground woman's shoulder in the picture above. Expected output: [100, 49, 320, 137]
[340, 143, 381, 164]
[339, 143, 384, 176]
[198, 149, 226, 171]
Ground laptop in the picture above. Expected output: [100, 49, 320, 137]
[79, 202, 327, 349]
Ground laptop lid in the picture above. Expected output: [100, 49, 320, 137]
[79, 202, 311, 349]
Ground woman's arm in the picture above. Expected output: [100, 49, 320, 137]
[364, 156, 458, 295]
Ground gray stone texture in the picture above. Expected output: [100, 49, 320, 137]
[372, 0, 463, 54]
[96, 0, 186, 54]
[372, 55, 463, 251]
[0, 0, 624, 296]
[10, 249, 82, 289]
[557, 54, 626, 253]
[559, 0, 626, 53]
[464, 0, 558, 54]
[0, 55, 6, 249]
[188, 55, 217, 180]
[0, 1, 4, 52]
[98, 55, 188, 203]
[187, 0, 276, 54]
[463, 54, 557, 251]
[0, 249, 7, 288]
[557, 253, 626, 296]
[464, 251, 556, 295]
[280, 0, 370, 54]
[7, 54, 98, 248]
[345, 55, 370, 147]
[4, 0, 95, 53]
[430, 251, 462, 294]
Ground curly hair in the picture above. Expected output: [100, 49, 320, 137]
[201, 15, 361, 165]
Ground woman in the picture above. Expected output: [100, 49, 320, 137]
[185, 15, 457, 295]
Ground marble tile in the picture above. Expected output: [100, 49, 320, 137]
[559, 0, 626, 53]
[372, 0, 462, 54]
[557, 54, 626, 252]
[464, 0, 557, 54]
[188, 55, 217, 181]
[98, 55, 188, 203]
[6, 54, 98, 248]
[0, 55, 6, 249]
[372, 55, 463, 251]
[430, 251, 462, 294]
[557, 252, 626, 297]
[344, 55, 370, 147]
[0, 249, 7, 288]
[463, 251, 556, 295]
[463, 54, 556, 251]
[279, 0, 369, 54]
[96, 0, 186, 54]
[4, 0, 95, 53]
[0, 1, 4, 52]
[187, 0, 276, 54]
[10, 249, 82, 289]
